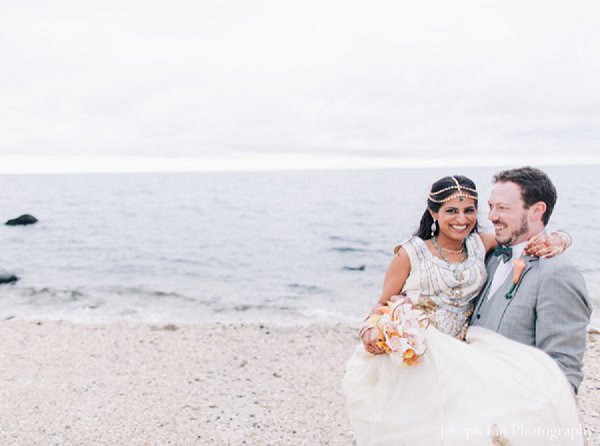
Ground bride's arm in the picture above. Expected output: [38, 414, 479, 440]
[369, 248, 411, 313]
[361, 248, 411, 355]
[477, 231, 571, 258]
[524, 231, 572, 257]
[478, 232, 497, 253]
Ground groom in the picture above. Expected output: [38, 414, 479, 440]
[471, 166, 591, 393]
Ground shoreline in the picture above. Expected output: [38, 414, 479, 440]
[3, 309, 599, 331]
[0, 321, 598, 445]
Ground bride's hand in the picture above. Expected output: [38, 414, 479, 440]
[361, 306, 387, 355]
[524, 232, 569, 258]
[361, 327, 385, 355]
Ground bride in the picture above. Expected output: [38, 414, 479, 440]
[342, 175, 584, 446]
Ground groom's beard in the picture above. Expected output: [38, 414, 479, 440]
[497, 214, 529, 246]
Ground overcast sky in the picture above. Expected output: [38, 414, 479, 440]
[2, 0, 600, 172]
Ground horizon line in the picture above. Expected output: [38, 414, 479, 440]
[1, 153, 598, 175]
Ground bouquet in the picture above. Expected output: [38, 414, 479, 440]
[365, 295, 429, 367]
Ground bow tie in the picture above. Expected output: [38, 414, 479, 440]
[493, 245, 513, 263]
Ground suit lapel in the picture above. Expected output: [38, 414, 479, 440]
[503, 256, 538, 300]
[475, 255, 538, 314]
[487, 256, 539, 326]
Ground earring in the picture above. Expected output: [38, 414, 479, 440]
[431, 219, 437, 237]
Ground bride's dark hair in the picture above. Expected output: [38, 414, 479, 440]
[414, 175, 479, 240]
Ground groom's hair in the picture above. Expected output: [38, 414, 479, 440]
[493, 166, 557, 226]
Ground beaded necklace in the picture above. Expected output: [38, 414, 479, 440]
[431, 236, 468, 281]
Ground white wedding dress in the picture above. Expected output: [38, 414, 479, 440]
[343, 234, 584, 446]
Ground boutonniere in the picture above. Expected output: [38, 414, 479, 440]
[505, 257, 527, 299]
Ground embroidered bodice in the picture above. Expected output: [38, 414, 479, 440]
[398, 234, 488, 339]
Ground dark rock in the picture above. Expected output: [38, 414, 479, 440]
[0, 271, 19, 284]
[161, 324, 179, 331]
[151, 324, 179, 332]
[5, 214, 38, 226]
[343, 265, 366, 271]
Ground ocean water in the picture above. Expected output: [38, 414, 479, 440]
[0, 166, 598, 327]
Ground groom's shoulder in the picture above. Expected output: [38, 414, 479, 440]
[532, 254, 586, 285]
[530, 255, 590, 318]
[535, 253, 578, 271]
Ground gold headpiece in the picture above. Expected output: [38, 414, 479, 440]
[428, 176, 478, 203]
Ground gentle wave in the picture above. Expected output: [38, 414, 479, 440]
[329, 247, 370, 253]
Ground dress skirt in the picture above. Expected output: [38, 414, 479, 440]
[342, 326, 584, 446]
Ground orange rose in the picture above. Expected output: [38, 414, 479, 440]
[512, 258, 526, 284]
[505, 257, 527, 299]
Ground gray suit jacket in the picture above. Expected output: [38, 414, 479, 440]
[471, 253, 591, 391]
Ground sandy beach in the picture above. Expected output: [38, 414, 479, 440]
[1, 321, 599, 445]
